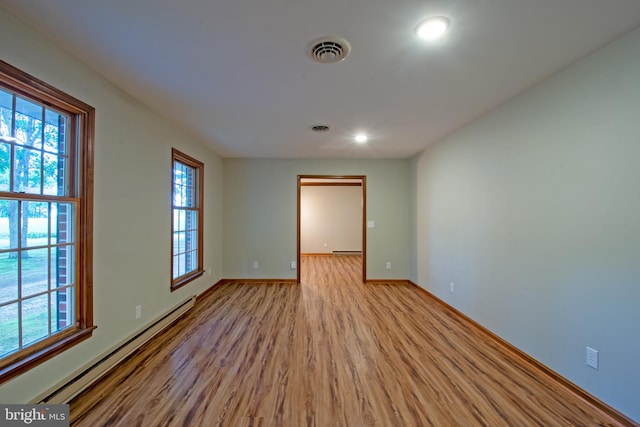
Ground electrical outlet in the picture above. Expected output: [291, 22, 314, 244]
[323, 243, 328, 248]
[135, 305, 141, 319]
[253, 261, 259, 269]
[586, 347, 599, 370]
[290, 261, 296, 270]
[386, 262, 391, 270]
[449, 282, 455, 293]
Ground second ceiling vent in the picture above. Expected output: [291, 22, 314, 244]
[306, 36, 351, 63]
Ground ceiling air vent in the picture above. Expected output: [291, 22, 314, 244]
[309, 124, 331, 133]
[306, 36, 351, 63]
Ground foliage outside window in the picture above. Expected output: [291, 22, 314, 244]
[0, 61, 94, 384]
[171, 149, 203, 290]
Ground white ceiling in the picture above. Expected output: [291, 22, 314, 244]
[2, 0, 640, 159]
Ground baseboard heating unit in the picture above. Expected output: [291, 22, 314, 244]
[33, 296, 196, 404]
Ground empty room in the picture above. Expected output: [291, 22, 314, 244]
[0, 0, 639, 425]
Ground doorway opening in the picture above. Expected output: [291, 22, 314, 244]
[297, 175, 366, 283]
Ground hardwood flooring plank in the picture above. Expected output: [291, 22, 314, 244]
[69, 256, 633, 426]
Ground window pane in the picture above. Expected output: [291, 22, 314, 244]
[15, 97, 43, 149]
[188, 249, 198, 272]
[181, 183, 188, 208]
[52, 287, 74, 332]
[0, 253, 18, 304]
[0, 142, 9, 192]
[51, 203, 74, 245]
[173, 162, 196, 208]
[0, 89, 14, 165]
[173, 231, 185, 254]
[22, 294, 49, 347]
[14, 146, 42, 194]
[172, 255, 178, 279]
[43, 153, 61, 196]
[172, 233, 178, 255]
[0, 89, 13, 133]
[177, 253, 185, 277]
[44, 109, 66, 154]
[49, 295, 58, 332]
[186, 210, 197, 232]
[172, 161, 179, 183]
[21, 248, 49, 298]
[51, 246, 74, 288]
[190, 230, 199, 251]
[185, 230, 195, 256]
[172, 255, 180, 280]
[174, 182, 181, 207]
[181, 210, 188, 232]
[172, 161, 179, 180]
[184, 249, 192, 273]
[173, 209, 184, 232]
[172, 162, 182, 206]
[0, 302, 19, 357]
[0, 199, 17, 250]
[184, 170, 195, 208]
[25, 201, 49, 248]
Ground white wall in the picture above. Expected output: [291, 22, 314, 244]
[223, 159, 410, 279]
[411, 27, 640, 422]
[0, 7, 223, 403]
[301, 185, 362, 254]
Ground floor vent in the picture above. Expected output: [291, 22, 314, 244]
[34, 296, 196, 404]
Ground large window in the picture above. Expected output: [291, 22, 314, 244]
[171, 149, 203, 290]
[0, 61, 94, 384]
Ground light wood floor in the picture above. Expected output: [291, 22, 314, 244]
[70, 256, 630, 426]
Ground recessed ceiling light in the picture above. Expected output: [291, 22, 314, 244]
[354, 134, 368, 143]
[415, 16, 450, 41]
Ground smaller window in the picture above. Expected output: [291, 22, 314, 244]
[171, 149, 203, 290]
